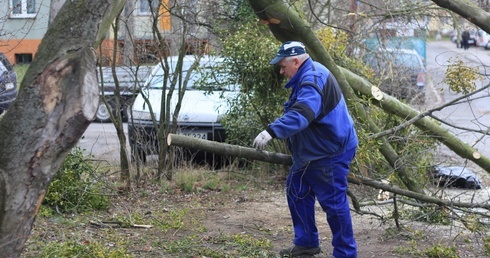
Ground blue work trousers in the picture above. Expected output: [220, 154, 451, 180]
[286, 148, 357, 258]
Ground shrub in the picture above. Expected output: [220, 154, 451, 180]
[42, 147, 109, 213]
[424, 244, 459, 258]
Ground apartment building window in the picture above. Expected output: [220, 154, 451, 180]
[16, 53, 33, 64]
[139, 0, 160, 15]
[10, 0, 36, 18]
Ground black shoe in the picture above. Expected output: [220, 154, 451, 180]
[279, 245, 322, 257]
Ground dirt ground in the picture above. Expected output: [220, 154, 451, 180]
[24, 162, 490, 258]
[197, 180, 490, 258]
[239, 191, 488, 257]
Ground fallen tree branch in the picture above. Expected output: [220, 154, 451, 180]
[168, 134, 490, 210]
[371, 83, 490, 139]
[348, 175, 490, 210]
[340, 67, 490, 173]
[89, 220, 153, 228]
[167, 133, 292, 165]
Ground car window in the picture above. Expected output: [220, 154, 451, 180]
[147, 57, 239, 92]
[393, 53, 421, 69]
[363, 51, 421, 71]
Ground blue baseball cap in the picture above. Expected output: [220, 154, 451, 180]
[270, 41, 306, 65]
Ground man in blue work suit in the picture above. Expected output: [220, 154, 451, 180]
[253, 41, 358, 258]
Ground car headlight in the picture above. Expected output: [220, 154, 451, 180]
[5, 82, 15, 91]
[131, 110, 154, 120]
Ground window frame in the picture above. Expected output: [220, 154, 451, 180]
[138, 0, 160, 16]
[9, 0, 37, 18]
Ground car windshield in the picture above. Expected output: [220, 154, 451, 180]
[364, 51, 422, 70]
[147, 57, 239, 91]
[392, 53, 421, 69]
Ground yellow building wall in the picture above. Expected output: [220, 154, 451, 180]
[160, 0, 171, 31]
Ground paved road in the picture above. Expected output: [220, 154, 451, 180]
[78, 122, 128, 165]
[426, 40, 490, 162]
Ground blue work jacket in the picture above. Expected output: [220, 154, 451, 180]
[266, 58, 358, 170]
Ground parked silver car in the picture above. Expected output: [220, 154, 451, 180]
[363, 48, 426, 103]
[128, 55, 239, 164]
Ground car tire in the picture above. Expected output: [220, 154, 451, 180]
[95, 101, 113, 123]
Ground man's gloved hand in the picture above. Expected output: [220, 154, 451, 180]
[253, 130, 272, 150]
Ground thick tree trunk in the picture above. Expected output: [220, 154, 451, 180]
[48, 0, 65, 24]
[0, 49, 98, 256]
[0, 1, 126, 256]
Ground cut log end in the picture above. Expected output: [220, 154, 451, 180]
[473, 152, 481, 159]
[371, 86, 384, 101]
[167, 134, 172, 146]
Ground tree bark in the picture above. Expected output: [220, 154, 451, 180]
[167, 134, 292, 165]
[111, 12, 131, 189]
[48, 0, 66, 24]
[0, 0, 126, 256]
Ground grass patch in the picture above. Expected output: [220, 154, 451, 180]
[485, 236, 490, 256]
[22, 158, 489, 257]
[22, 162, 283, 257]
[174, 168, 232, 193]
[13, 63, 29, 86]
[36, 239, 132, 258]
[393, 242, 460, 258]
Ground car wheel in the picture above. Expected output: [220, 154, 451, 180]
[95, 101, 113, 123]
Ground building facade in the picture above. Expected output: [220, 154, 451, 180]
[0, 0, 185, 66]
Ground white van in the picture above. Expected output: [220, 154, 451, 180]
[128, 55, 239, 163]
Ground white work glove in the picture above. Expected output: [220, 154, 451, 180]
[253, 130, 272, 150]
